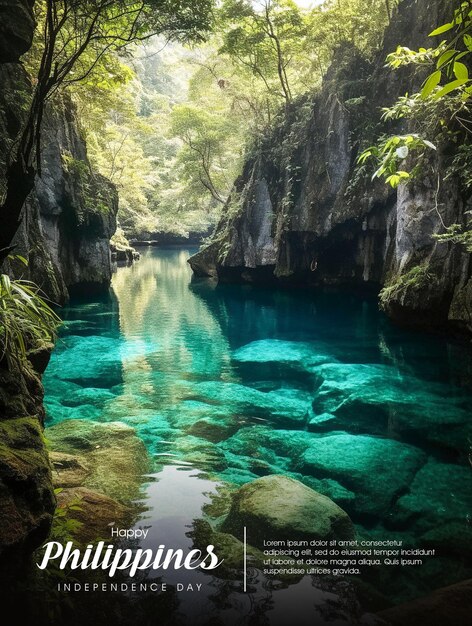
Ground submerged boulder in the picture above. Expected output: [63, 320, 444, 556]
[300, 433, 426, 517]
[232, 339, 334, 376]
[393, 460, 472, 530]
[190, 519, 265, 579]
[221, 475, 355, 546]
[190, 381, 310, 426]
[310, 363, 471, 452]
[45, 336, 124, 387]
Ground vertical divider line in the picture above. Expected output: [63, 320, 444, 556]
[243, 526, 247, 592]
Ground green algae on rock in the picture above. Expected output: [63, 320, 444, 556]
[46, 419, 150, 505]
[221, 475, 355, 546]
[55, 486, 133, 544]
[0, 416, 55, 559]
[0, 362, 55, 565]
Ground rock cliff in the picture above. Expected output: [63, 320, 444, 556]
[189, 0, 472, 336]
[16, 96, 118, 302]
[0, 11, 118, 303]
[0, 0, 117, 567]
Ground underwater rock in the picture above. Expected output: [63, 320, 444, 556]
[420, 522, 472, 559]
[45, 401, 103, 423]
[300, 433, 426, 517]
[310, 363, 471, 452]
[63, 387, 117, 407]
[46, 419, 150, 504]
[300, 476, 356, 509]
[56, 486, 132, 544]
[170, 436, 228, 472]
[221, 475, 355, 546]
[49, 451, 91, 488]
[46, 336, 124, 386]
[218, 426, 315, 481]
[190, 381, 310, 426]
[232, 339, 334, 376]
[312, 363, 415, 414]
[393, 460, 472, 530]
[187, 417, 240, 443]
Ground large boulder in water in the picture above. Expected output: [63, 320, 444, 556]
[221, 475, 355, 546]
[56, 486, 132, 544]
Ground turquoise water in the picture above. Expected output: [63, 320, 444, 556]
[43, 247, 472, 611]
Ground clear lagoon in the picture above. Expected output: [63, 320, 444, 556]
[43, 247, 472, 617]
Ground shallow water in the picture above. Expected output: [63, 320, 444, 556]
[43, 247, 472, 619]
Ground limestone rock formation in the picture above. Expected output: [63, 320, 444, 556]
[189, 0, 472, 335]
[0, 1, 118, 303]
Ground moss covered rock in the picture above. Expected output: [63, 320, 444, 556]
[46, 419, 150, 504]
[221, 475, 354, 546]
[0, 415, 55, 560]
[56, 486, 132, 544]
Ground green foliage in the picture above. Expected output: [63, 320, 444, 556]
[386, 1, 472, 101]
[62, 152, 111, 215]
[219, 0, 306, 104]
[31, 0, 395, 239]
[0, 261, 60, 370]
[433, 217, 472, 252]
[358, 134, 436, 187]
[361, 0, 472, 256]
[50, 488, 84, 543]
[379, 265, 437, 309]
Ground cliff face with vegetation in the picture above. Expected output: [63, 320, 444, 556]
[0, 0, 117, 565]
[0, 5, 118, 304]
[190, 0, 472, 336]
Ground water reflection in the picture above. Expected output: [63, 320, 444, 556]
[42, 247, 472, 621]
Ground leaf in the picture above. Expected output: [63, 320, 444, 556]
[395, 146, 409, 159]
[436, 50, 457, 69]
[423, 140, 437, 150]
[421, 70, 442, 98]
[454, 61, 469, 80]
[429, 23, 454, 37]
[433, 78, 469, 99]
[386, 174, 400, 188]
[464, 34, 472, 50]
